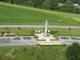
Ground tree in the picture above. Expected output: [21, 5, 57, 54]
[18, 27, 21, 30]
[66, 43, 80, 60]
[58, 0, 66, 3]
[68, 26, 71, 31]
[0, 0, 2, 1]
[31, 0, 44, 7]
[43, 0, 59, 10]
[77, 0, 80, 5]
[65, 0, 74, 13]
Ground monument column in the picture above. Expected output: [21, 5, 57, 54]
[44, 20, 48, 37]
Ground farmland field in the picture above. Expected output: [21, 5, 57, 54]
[0, 2, 80, 25]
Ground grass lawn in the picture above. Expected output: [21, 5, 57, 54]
[0, 2, 80, 25]
[0, 28, 34, 36]
[50, 28, 80, 36]
[0, 28, 80, 36]
[0, 46, 68, 60]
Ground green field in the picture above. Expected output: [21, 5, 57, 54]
[0, 2, 80, 25]
[0, 46, 68, 60]
[0, 28, 80, 36]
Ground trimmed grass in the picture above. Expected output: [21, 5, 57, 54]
[0, 2, 80, 25]
[0, 46, 68, 60]
[0, 28, 34, 36]
[50, 28, 80, 36]
[0, 28, 80, 36]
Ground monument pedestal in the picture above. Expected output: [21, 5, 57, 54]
[35, 20, 56, 41]
[35, 33, 56, 41]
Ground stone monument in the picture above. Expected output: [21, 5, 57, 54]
[35, 20, 56, 41]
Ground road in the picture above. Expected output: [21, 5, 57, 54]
[59, 36, 80, 45]
[0, 36, 37, 46]
[0, 25, 80, 28]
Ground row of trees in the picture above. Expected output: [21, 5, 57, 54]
[0, 0, 80, 14]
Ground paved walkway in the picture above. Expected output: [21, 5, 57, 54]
[0, 25, 80, 28]
[37, 41, 63, 45]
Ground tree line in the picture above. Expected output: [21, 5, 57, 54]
[0, 0, 80, 14]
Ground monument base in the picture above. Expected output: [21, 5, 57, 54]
[35, 33, 56, 41]
[35, 20, 56, 42]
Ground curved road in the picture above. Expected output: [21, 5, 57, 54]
[0, 25, 80, 28]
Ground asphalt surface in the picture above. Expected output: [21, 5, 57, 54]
[0, 36, 80, 46]
[0, 36, 37, 46]
[0, 25, 80, 28]
[59, 36, 80, 45]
